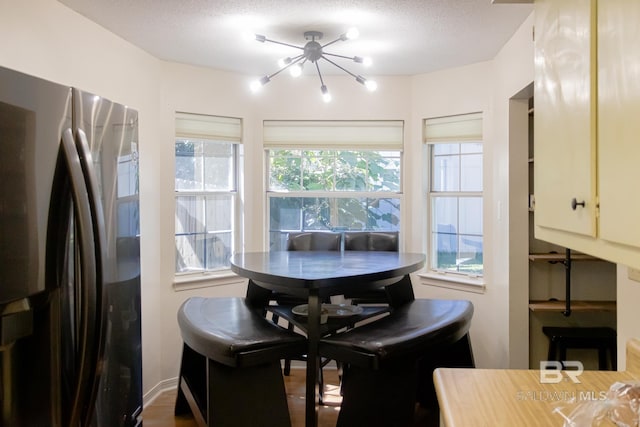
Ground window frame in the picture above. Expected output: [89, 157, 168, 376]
[427, 143, 483, 277]
[264, 120, 404, 250]
[423, 113, 484, 285]
[173, 113, 242, 278]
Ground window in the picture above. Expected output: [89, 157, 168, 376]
[265, 121, 403, 250]
[174, 113, 241, 273]
[424, 113, 483, 277]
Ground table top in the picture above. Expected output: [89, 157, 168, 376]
[230, 251, 425, 294]
[434, 339, 640, 427]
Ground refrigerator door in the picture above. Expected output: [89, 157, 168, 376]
[73, 89, 142, 426]
[0, 66, 73, 426]
[0, 66, 72, 304]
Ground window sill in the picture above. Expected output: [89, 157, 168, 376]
[417, 272, 486, 294]
[173, 270, 246, 292]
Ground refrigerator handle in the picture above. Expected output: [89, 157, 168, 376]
[74, 128, 108, 426]
[60, 129, 103, 427]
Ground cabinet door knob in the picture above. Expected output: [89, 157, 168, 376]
[571, 198, 586, 210]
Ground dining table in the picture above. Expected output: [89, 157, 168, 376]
[230, 250, 425, 427]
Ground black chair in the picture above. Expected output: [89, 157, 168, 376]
[344, 231, 399, 252]
[342, 231, 399, 305]
[174, 297, 306, 427]
[286, 231, 342, 251]
[320, 294, 475, 427]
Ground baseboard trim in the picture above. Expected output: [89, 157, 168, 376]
[143, 377, 179, 407]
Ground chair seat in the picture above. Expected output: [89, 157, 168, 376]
[175, 297, 306, 427]
[320, 298, 474, 426]
[320, 298, 473, 369]
[177, 297, 306, 367]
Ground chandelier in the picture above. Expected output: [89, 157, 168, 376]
[250, 28, 377, 102]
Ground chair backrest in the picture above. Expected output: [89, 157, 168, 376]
[344, 231, 399, 252]
[286, 232, 341, 251]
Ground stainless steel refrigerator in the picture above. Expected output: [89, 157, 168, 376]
[0, 66, 142, 426]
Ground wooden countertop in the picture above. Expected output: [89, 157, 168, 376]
[434, 339, 640, 427]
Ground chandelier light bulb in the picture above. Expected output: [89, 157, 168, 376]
[250, 76, 270, 92]
[345, 27, 359, 40]
[289, 63, 303, 77]
[356, 75, 378, 92]
[278, 57, 292, 68]
[353, 56, 373, 67]
[249, 80, 261, 92]
[241, 31, 255, 42]
[321, 85, 332, 103]
[365, 79, 378, 92]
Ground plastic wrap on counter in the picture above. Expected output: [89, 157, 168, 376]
[554, 382, 640, 426]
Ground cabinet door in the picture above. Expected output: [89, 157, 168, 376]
[598, 0, 640, 250]
[534, 0, 597, 237]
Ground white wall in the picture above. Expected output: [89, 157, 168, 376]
[409, 61, 496, 367]
[493, 12, 535, 368]
[409, 13, 535, 369]
[4, 0, 591, 402]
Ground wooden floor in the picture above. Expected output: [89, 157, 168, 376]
[142, 368, 438, 427]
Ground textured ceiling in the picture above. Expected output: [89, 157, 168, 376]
[58, 0, 532, 77]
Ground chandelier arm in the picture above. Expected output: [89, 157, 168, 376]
[267, 54, 305, 80]
[315, 61, 326, 86]
[323, 52, 358, 61]
[321, 36, 344, 49]
[289, 54, 305, 64]
[321, 56, 359, 79]
[263, 38, 304, 50]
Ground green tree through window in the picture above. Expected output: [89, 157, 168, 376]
[268, 149, 401, 250]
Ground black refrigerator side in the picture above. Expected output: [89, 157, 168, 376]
[73, 89, 142, 427]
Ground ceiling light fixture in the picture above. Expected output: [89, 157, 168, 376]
[250, 28, 377, 102]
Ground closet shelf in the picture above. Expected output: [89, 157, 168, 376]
[529, 300, 616, 313]
[529, 249, 604, 316]
[528, 253, 599, 262]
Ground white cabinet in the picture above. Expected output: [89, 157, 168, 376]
[597, 0, 640, 249]
[534, 0, 596, 238]
[534, 0, 640, 269]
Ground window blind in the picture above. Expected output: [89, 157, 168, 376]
[175, 112, 242, 143]
[423, 112, 482, 143]
[263, 120, 404, 150]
